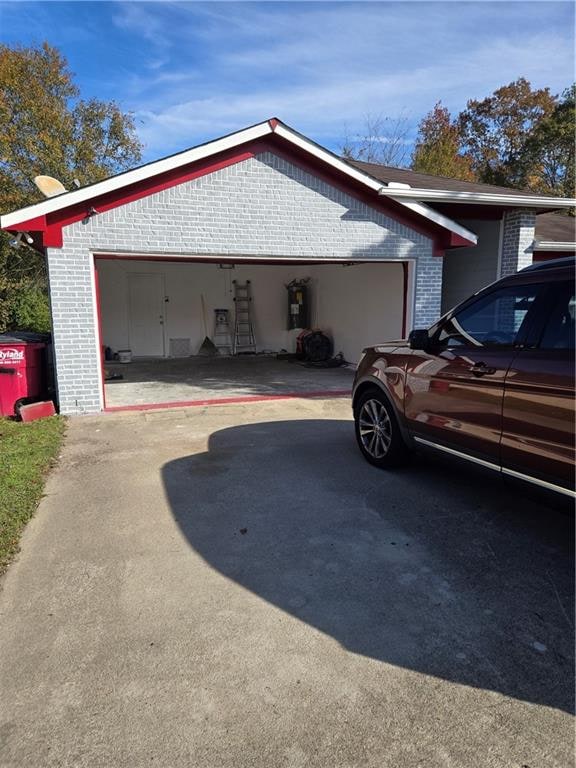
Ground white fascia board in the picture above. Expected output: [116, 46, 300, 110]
[0, 121, 273, 229]
[274, 123, 475, 241]
[533, 240, 576, 251]
[379, 186, 576, 209]
[273, 123, 383, 190]
[395, 200, 477, 243]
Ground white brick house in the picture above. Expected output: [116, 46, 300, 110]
[1, 119, 573, 414]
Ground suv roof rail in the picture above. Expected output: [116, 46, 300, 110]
[521, 256, 575, 273]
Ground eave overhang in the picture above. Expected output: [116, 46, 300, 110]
[533, 240, 576, 252]
[379, 185, 576, 210]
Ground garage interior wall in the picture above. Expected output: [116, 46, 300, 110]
[97, 259, 404, 364]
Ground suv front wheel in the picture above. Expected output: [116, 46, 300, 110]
[354, 389, 408, 468]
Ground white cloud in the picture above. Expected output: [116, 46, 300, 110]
[109, 2, 575, 158]
[112, 2, 172, 51]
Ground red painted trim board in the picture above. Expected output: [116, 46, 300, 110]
[94, 254, 403, 266]
[93, 263, 107, 410]
[104, 389, 352, 413]
[12, 147, 256, 249]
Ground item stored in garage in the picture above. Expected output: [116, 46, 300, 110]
[296, 329, 333, 362]
[286, 279, 309, 330]
[213, 309, 233, 355]
[233, 281, 257, 354]
[198, 294, 218, 356]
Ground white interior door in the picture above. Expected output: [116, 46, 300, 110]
[128, 273, 165, 357]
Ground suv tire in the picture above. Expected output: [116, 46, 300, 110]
[354, 388, 408, 468]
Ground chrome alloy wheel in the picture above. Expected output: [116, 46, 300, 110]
[359, 399, 392, 459]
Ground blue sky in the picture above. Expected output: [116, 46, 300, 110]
[1, 1, 574, 163]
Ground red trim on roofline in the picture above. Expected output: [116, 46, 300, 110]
[9, 215, 47, 232]
[532, 250, 575, 261]
[29, 146, 256, 250]
[5, 134, 473, 253]
[431, 204, 509, 220]
[449, 233, 477, 248]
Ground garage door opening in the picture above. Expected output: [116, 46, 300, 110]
[95, 256, 408, 410]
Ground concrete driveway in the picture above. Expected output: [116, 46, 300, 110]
[0, 398, 573, 767]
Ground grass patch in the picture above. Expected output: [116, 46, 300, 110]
[0, 416, 65, 575]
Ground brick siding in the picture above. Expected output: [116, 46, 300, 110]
[47, 151, 440, 413]
[500, 209, 536, 276]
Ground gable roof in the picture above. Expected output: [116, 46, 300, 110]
[3, 117, 573, 251]
[0, 118, 477, 250]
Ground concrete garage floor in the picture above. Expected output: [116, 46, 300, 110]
[104, 356, 354, 408]
[0, 399, 573, 767]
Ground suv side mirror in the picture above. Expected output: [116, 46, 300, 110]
[408, 329, 432, 351]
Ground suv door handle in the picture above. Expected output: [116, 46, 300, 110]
[470, 362, 496, 377]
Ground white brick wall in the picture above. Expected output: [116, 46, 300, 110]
[47, 151, 439, 413]
[499, 209, 536, 276]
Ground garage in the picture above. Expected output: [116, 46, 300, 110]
[97, 256, 406, 409]
[0, 118, 477, 415]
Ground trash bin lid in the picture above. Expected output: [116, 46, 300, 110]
[0, 331, 51, 344]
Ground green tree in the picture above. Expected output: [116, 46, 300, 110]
[411, 102, 474, 180]
[0, 41, 143, 332]
[458, 78, 557, 188]
[520, 84, 575, 199]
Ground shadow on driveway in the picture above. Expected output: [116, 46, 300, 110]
[162, 418, 574, 714]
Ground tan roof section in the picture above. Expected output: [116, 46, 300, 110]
[535, 212, 576, 244]
[348, 160, 555, 199]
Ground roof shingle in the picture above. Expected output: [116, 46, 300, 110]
[535, 212, 576, 243]
[347, 160, 556, 199]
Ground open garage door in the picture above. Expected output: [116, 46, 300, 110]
[94, 256, 409, 411]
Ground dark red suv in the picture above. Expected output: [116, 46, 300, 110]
[353, 258, 575, 498]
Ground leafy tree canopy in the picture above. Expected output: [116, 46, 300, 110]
[409, 79, 574, 202]
[412, 102, 474, 181]
[458, 77, 557, 188]
[520, 84, 575, 198]
[0, 41, 142, 214]
[0, 41, 143, 331]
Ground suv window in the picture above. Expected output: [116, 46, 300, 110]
[539, 282, 575, 350]
[437, 284, 541, 348]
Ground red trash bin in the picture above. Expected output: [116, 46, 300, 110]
[0, 335, 47, 417]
